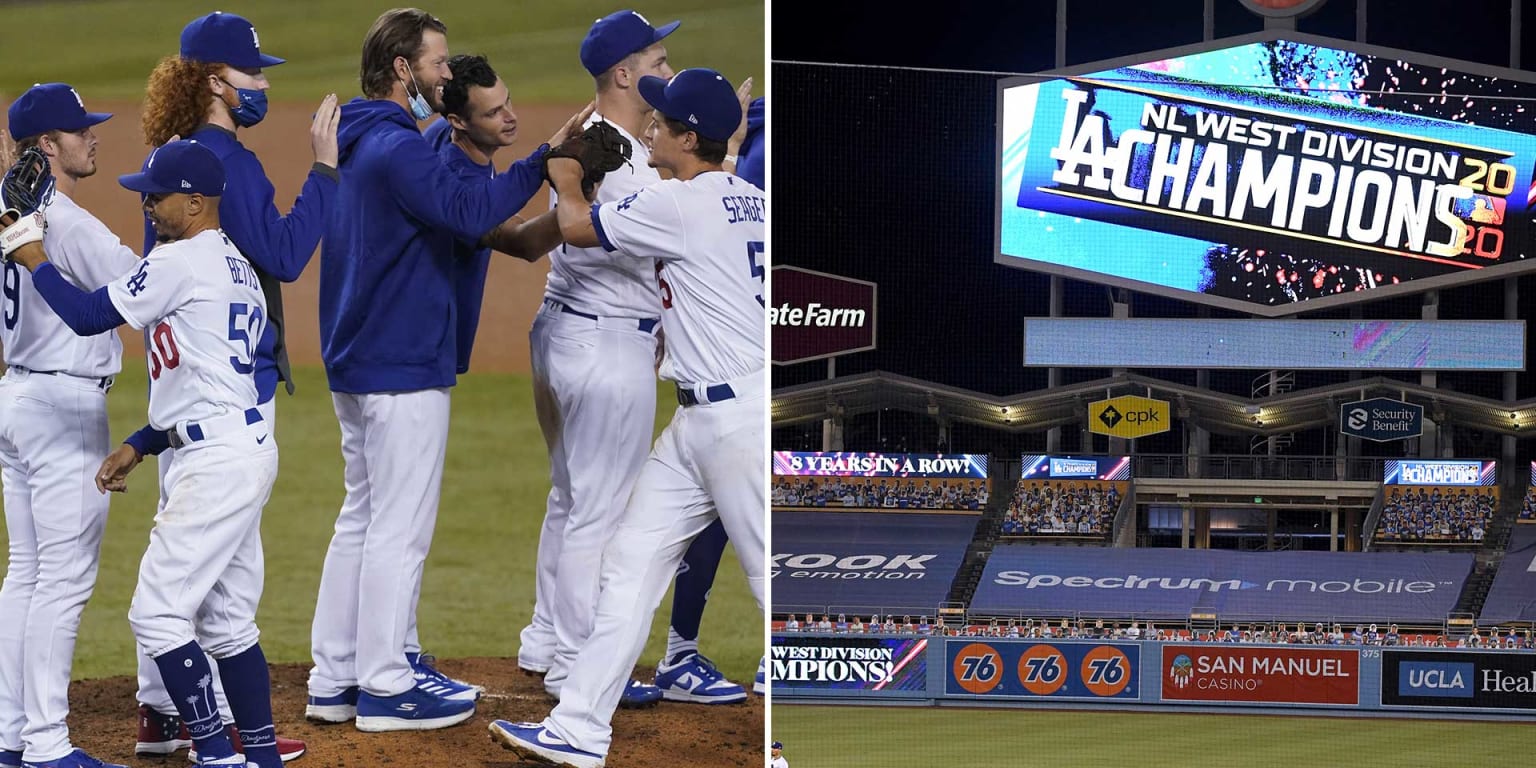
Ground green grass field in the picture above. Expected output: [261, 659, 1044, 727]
[772, 704, 1528, 765]
[16, 364, 760, 685]
[1, 0, 764, 102]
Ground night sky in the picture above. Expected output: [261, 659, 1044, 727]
[770, 0, 1536, 462]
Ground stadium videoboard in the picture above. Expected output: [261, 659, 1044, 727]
[997, 33, 1536, 315]
[1383, 459, 1497, 486]
[1020, 454, 1131, 480]
[772, 452, 989, 478]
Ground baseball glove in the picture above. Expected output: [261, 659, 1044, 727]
[543, 121, 632, 199]
[1, 146, 54, 225]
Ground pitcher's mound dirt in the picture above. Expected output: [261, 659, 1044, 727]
[66, 658, 764, 767]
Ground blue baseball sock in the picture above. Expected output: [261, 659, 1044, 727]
[153, 641, 236, 763]
[216, 643, 281, 768]
[666, 520, 728, 665]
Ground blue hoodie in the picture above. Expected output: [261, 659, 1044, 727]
[423, 118, 493, 375]
[738, 96, 765, 190]
[320, 98, 546, 393]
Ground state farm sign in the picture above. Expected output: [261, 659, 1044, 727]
[771, 266, 877, 365]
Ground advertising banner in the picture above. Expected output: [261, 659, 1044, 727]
[769, 635, 929, 693]
[1340, 398, 1424, 442]
[1088, 396, 1170, 439]
[770, 266, 877, 365]
[997, 36, 1536, 315]
[970, 547, 1472, 621]
[1162, 645, 1359, 705]
[1383, 459, 1496, 485]
[945, 640, 1141, 700]
[1477, 526, 1536, 623]
[772, 512, 978, 612]
[773, 452, 989, 478]
[1020, 454, 1132, 480]
[1382, 650, 1536, 711]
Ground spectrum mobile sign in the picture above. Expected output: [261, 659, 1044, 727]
[1162, 645, 1359, 705]
[996, 33, 1536, 315]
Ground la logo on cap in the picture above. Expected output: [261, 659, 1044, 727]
[631, 10, 652, 25]
[251, 24, 260, 48]
[71, 88, 84, 109]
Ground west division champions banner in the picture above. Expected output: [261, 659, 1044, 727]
[970, 547, 1473, 621]
[770, 635, 929, 694]
[1383, 459, 1497, 485]
[773, 512, 979, 612]
[1020, 454, 1132, 480]
[998, 35, 1536, 315]
[773, 452, 989, 478]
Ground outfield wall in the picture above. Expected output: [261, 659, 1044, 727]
[770, 634, 1536, 719]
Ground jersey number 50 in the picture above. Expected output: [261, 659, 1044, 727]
[228, 302, 265, 374]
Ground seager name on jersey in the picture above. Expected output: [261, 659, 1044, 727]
[721, 194, 765, 224]
[225, 255, 261, 288]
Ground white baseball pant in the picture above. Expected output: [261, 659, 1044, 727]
[135, 399, 276, 719]
[519, 303, 658, 690]
[0, 369, 111, 762]
[309, 388, 450, 698]
[544, 375, 764, 755]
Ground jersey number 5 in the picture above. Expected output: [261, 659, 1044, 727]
[228, 302, 266, 374]
[747, 240, 765, 306]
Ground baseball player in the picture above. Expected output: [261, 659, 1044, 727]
[307, 8, 589, 731]
[0, 83, 135, 768]
[516, 7, 743, 711]
[771, 740, 788, 768]
[491, 67, 765, 768]
[125, 13, 335, 762]
[4, 138, 279, 768]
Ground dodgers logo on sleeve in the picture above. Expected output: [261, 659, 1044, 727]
[126, 261, 150, 296]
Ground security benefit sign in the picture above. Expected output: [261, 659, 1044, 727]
[1340, 397, 1423, 442]
[770, 266, 876, 365]
[998, 37, 1536, 315]
[1162, 645, 1359, 705]
[770, 635, 929, 694]
[1089, 395, 1170, 439]
[1382, 650, 1536, 711]
[946, 640, 1140, 700]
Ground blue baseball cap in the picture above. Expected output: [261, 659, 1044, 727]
[119, 140, 226, 196]
[580, 9, 679, 76]
[638, 68, 741, 142]
[181, 12, 285, 69]
[8, 83, 112, 142]
[772, 741, 783, 750]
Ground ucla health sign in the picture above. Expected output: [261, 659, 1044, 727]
[971, 547, 1472, 621]
[997, 34, 1536, 315]
[1383, 650, 1536, 711]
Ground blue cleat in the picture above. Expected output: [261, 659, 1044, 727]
[654, 653, 747, 704]
[753, 656, 766, 695]
[354, 681, 475, 732]
[21, 749, 128, 768]
[489, 720, 604, 768]
[408, 651, 482, 701]
[304, 685, 360, 723]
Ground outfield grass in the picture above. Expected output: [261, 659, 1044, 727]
[772, 704, 1526, 765]
[1, 0, 763, 102]
[14, 364, 760, 685]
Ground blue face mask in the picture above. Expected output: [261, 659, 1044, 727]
[403, 67, 434, 121]
[219, 78, 268, 127]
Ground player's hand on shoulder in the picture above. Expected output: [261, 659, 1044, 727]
[96, 444, 144, 494]
[727, 77, 754, 156]
[547, 101, 596, 148]
[312, 94, 341, 170]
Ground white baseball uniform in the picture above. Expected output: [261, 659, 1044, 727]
[772, 755, 788, 768]
[105, 231, 278, 679]
[0, 192, 136, 763]
[542, 170, 765, 755]
[520, 115, 664, 689]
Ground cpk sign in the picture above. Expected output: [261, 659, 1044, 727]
[1162, 645, 1359, 705]
[771, 266, 876, 365]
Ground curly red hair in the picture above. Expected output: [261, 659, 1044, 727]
[141, 56, 223, 147]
